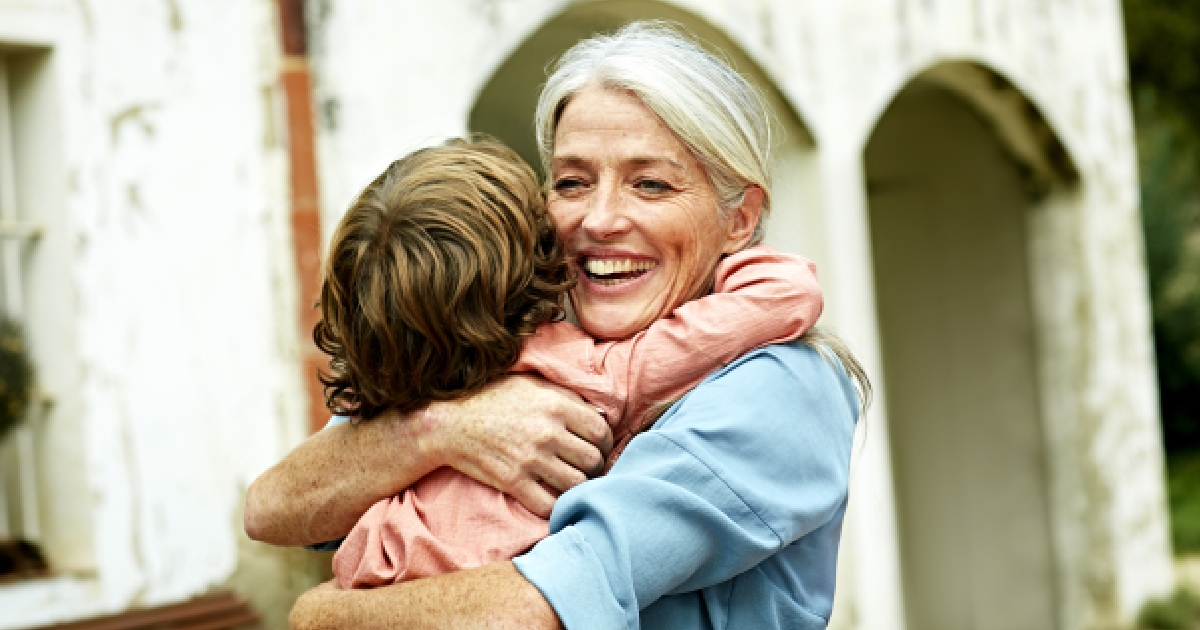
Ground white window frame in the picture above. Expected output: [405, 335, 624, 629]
[0, 54, 47, 545]
[0, 38, 103, 628]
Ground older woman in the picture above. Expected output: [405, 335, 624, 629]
[254, 22, 868, 630]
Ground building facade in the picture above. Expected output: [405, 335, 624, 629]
[0, 1, 1173, 629]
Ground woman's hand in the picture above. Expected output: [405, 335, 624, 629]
[424, 375, 612, 518]
[244, 375, 609, 545]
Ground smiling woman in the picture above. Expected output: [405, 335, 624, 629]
[548, 87, 761, 340]
[533, 23, 780, 342]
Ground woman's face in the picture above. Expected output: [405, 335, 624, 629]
[548, 87, 760, 340]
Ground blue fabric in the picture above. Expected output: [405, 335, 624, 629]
[513, 342, 859, 630]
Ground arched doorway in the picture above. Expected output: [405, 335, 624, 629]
[865, 64, 1077, 630]
[468, 0, 827, 278]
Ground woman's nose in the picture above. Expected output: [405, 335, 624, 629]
[581, 184, 632, 240]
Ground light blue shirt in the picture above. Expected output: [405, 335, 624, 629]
[512, 342, 859, 630]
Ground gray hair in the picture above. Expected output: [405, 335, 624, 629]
[535, 21, 872, 413]
[535, 21, 774, 242]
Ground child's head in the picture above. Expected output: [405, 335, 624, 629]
[314, 137, 571, 419]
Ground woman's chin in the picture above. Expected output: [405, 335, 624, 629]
[574, 299, 660, 341]
[580, 318, 647, 341]
[571, 268, 662, 338]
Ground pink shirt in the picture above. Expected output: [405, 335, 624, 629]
[332, 246, 823, 588]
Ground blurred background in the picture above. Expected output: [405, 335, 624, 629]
[0, 0, 1193, 629]
[1126, 0, 1200, 562]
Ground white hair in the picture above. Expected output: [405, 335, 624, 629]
[534, 21, 872, 412]
[535, 20, 774, 242]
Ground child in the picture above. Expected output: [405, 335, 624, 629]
[314, 137, 824, 589]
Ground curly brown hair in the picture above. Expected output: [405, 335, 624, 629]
[313, 137, 572, 419]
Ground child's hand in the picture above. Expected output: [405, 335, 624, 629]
[423, 375, 612, 517]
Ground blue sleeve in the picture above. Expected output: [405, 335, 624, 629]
[513, 343, 859, 630]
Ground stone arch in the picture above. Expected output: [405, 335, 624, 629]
[863, 61, 1080, 630]
[868, 60, 1080, 195]
[468, 0, 828, 275]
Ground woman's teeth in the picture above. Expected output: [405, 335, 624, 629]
[583, 258, 657, 285]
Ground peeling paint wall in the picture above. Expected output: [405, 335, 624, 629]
[0, 0, 317, 627]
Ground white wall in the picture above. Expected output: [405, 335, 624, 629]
[0, 1, 312, 627]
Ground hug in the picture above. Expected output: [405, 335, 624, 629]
[246, 22, 868, 630]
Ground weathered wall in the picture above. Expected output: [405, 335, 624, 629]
[307, 1, 1171, 629]
[0, 1, 317, 627]
[0, 0, 1169, 629]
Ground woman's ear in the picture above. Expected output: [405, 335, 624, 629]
[722, 185, 764, 254]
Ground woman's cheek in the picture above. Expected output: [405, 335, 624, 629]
[548, 197, 585, 233]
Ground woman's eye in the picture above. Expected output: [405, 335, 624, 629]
[635, 179, 673, 193]
[553, 177, 586, 193]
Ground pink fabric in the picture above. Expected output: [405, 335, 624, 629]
[333, 245, 823, 588]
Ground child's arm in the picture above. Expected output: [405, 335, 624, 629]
[327, 246, 821, 588]
[515, 245, 822, 436]
[332, 469, 549, 588]
[602, 245, 822, 432]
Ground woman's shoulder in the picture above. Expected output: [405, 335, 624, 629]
[650, 341, 861, 444]
[707, 342, 861, 419]
[723, 340, 843, 376]
[638, 341, 858, 543]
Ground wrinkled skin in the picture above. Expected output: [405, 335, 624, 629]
[548, 87, 760, 341]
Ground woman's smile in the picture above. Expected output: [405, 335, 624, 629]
[548, 87, 745, 340]
[578, 250, 659, 288]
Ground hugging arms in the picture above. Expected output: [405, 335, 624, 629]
[245, 375, 608, 630]
[243, 374, 610, 548]
[247, 21, 868, 630]
[250, 344, 860, 630]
